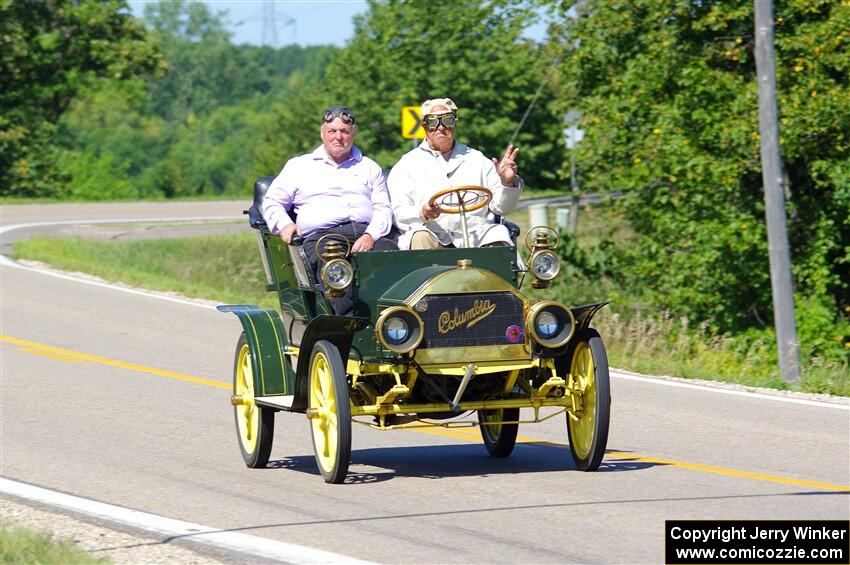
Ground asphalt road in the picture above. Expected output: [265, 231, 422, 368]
[1, 201, 848, 563]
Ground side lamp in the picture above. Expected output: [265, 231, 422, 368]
[525, 227, 561, 289]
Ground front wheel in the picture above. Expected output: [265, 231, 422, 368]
[308, 340, 352, 484]
[233, 332, 275, 468]
[565, 329, 611, 471]
[478, 408, 519, 457]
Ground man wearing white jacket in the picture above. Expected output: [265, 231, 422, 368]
[387, 97, 523, 249]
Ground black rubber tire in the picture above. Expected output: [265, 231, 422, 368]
[565, 329, 611, 471]
[478, 407, 520, 457]
[233, 332, 275, 468]
[308, 340, 352, 484]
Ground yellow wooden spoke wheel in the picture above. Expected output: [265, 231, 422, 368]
[233, 333, 274, 468]
[478, 407, 519, 458]
[566, 329, 611, 471]
[308, 340, 351, 484]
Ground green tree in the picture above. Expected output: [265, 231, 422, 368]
[547, 0, 849, 333]
[253, 72, 336, 179]
[315, 0, 563, 187]
[0, 0, 161, 197]
[142, 0, 271, 120]
[56, 79, 168, 199]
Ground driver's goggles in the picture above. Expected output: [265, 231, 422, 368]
[323, 109, 355, 125]
[423, 113, 457, 130]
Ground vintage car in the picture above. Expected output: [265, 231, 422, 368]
[218, 177, 611, 483]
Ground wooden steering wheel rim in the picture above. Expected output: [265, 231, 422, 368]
[427, 185, 493, 214]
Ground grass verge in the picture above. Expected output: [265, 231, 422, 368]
[13, 233, 277, 310]
[1, 524, 109, 564]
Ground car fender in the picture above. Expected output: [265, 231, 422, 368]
[217, 305, 295, 397]
[554, 302, 610, 376]
[570, 302, 610, 332]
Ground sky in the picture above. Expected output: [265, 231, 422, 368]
[127, 1, 368, 46]
[128, 0, 548, 47]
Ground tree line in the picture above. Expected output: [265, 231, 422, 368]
[1, 0, 847, 365]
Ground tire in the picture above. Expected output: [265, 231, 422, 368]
[565, 329, 611, 471]
[478, 407, 520, 457]
[233, 332, 274, 468]
[308, 340, 352, 484]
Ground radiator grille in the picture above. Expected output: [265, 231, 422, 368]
[413, 292, 525, 349]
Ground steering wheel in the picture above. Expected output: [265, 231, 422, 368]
[427, 185, 493, 214]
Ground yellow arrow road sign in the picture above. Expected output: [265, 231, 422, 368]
[401, 106, 425, 139]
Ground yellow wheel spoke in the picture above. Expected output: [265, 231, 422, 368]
[326, 411, 338, 433]
[235, 343, 259, 454]
[569, 341, 597, 459]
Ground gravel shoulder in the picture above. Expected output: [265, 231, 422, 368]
[0, 496, 246, 564]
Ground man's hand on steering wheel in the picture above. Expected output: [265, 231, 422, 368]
[491, 144, 520, 187]
[420, 201, 442, 221]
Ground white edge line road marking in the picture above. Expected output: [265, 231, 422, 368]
[3, 217, 848, 415]
[611, 370, 848, 411]
[1, 218, 238, 310]
[1, 478, 377, 565]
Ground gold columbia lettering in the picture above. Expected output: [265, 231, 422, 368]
[437, 300, 496, 334]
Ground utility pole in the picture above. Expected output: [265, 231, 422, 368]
[753, 0, 801, 383]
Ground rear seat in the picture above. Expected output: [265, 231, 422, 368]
[246, 176, 274, 230]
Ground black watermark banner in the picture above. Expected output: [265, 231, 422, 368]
[666, 520, 849, 564]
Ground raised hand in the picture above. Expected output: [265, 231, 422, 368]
[491, 144, 520, 187]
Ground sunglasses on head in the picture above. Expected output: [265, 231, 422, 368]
[323, 109, 355, 125]
[423, 113, 457, 130]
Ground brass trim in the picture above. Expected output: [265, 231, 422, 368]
[525, 225, 559, 251]
[414, 343, 530, 366]
[530, 249, 560, 281]
[526, 301, 576, 348]
[375, 306, 424, 354]
[320, 258, 354, 291]
[404, 267, 527, 307]
[350, 396, 572, 417]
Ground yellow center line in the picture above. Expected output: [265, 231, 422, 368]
[19, 347, 90, 363]
[2, 335, 230, 389]
[604, 451, 850, 493]
[416, 428, 850, 493]
[4, 334, 848, 493]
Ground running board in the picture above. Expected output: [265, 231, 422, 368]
[255, 395, 295, 410]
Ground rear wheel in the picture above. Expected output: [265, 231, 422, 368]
[233, 333, 274, 468]
[565, 329, 610, 471]
[478, 407, 519, 457]
[308, 340, 351, 484]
